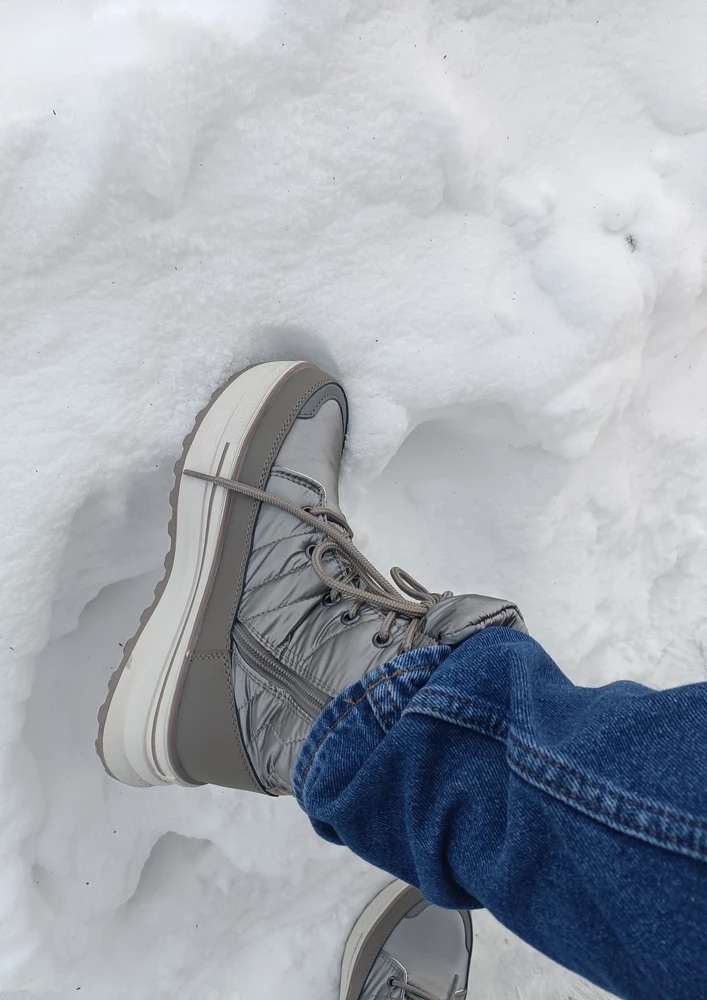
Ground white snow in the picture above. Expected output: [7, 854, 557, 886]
[1, 0, 706, 996]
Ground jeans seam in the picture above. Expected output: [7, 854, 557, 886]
[414, 688, 507, 716]
[511, 758, 707, 857]
[510, 737, 707, 830]
[367, 681, 386, 723]
[404, 688, 509, 740]
[407, 703, 508, 740]
[380, 663, 396, 709]
[298, 664, 436, 789]
[402, 689, 707, 859]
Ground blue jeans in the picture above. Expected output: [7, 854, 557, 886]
[293, 627, 707, 1000]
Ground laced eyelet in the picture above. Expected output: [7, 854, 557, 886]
[322, 592, 342, 607]
[372, 631, 393, 648]
[340, 609, 360, 625]
[305, 543, 317, 559]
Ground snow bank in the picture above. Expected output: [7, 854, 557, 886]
[1, 0, 706, 996]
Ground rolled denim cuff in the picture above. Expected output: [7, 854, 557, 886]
[293, 645, 450, 827]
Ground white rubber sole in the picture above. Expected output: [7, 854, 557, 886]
[97, 361, 301, 787]
[339, 881, 416, 1000]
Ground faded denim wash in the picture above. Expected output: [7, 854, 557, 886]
[294, 627, 707, 1000]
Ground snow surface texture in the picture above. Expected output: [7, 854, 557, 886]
[1, 0, 707, 996]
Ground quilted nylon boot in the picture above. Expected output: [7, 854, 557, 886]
[340, 880, 472, 1000]
[97, 361, 525, 791]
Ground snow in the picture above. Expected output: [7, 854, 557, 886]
[1, 0, 706, 996]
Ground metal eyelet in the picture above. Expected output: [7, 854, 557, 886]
[340, 610, 360, 625]
[305, 543, 316, 559]
[372, 631, 393, 648]
[322, 592, 342, 607]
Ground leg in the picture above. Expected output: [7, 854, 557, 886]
[97, 361, 520, 1000]
[295, 627, 707, 1000]
[98, 361, 704, 999]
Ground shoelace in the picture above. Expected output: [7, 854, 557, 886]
[183, 470, 452, 651]
[388, 974, 467, 1000]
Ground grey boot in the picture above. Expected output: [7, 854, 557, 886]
[97, 361, 525, 790]
[340, 881, 471, 1000]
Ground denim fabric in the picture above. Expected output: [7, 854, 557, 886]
[293, 627, 707, 1000]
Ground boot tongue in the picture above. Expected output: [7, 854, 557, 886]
[377, 903, 469, 1000]
[268, 398, 345, 515]
[420, 594, 527, 648]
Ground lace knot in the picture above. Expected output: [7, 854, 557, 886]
[182, 469, 454, 651]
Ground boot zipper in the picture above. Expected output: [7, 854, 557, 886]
[233, 622, 329, 720]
